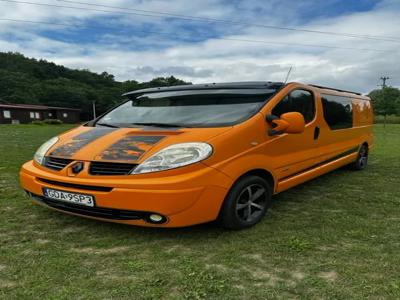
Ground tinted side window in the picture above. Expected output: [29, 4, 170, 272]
[272, 90, 315, 123]
[321, 94, 353, 130]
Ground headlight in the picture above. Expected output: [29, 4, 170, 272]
[131, 142, 213, 174]
[33, 136, 59, 165]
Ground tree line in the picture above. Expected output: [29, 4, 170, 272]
[0, 52, 189, 120]
[368, 87, 400, 116]
[0, 52, 399, 121]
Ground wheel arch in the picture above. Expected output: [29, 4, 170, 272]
[234, 168, 275, 194]
[217, 168, 275, 229]
[360, 141, 369, 154]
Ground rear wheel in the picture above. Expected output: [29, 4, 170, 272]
[219, 175, 272, 230]
[350, 144, 368, 170]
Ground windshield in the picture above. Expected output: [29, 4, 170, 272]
[96, 89, 278, 128]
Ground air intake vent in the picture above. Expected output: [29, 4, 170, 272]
[36, 195, 146, 220]
[89, 162, 137, 175]
[44, 157, 73, 171]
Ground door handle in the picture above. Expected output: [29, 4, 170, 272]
[314, 126, 320, 140]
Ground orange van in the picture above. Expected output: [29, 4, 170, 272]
[20, 82, 373, 229]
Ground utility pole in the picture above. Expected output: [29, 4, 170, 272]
[380, 76, 389, 88]
[379, 76, 390, 128]
[92, 100, 97, 119]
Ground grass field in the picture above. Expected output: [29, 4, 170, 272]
[0, 124, 399, 299]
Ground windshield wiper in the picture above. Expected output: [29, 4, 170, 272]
[130, 122, 190, 128]
[96, 123, 120, 128]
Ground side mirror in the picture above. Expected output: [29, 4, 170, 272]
[266, 112, 305, 136]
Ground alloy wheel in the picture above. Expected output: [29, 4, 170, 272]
[358, 146, 368, 169]
[235, 184, 267, 223]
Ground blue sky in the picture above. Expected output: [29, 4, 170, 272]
[0, 0, 399, 92]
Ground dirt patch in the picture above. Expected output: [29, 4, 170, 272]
[95, 270, 136, 282]
[205, 263, 229, 272]
[318, 245, 337, 251]
[246, 267, 299, 288]
[0, 280, 16, 288]
[36, 239, 50, 245]
[62, 226, 86, 234]
[234, 284, 245, 290]
[96, 270, 107, 276]
[21, 249, 34, 255]
[164, 245, 191, 255]
[242, 253, 264, 264]
[1, 206, 13, 211]
[318, 271, 338, 282]
[291, 271, 305, 280]
[0, 265, 6, 272]
[250, 269, 274, 280]
[167, 286, 181, 298]
[71, 246, 130, 255]
[246, 267, 281, 287]
[25, 214, 39, 220]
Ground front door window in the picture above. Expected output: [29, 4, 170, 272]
[272, 89, 315, 123]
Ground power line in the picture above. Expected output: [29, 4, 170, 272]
[52, 0, 400, 42]
[55, 0, 400, 42]
[2, 0, 400, 43]
[0, 18, 392, 52]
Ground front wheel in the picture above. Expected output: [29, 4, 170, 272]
[350, 144, 369, 170]
[218, 175, 272, 230]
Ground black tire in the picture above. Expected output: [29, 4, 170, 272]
[350, 144, 369, 170]
[218, 175, 272, 230]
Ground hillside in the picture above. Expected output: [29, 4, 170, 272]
[0, 52, 189, 120]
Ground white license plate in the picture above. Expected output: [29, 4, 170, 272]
[43, 188, 95, 207]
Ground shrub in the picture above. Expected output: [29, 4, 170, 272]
[31, 120, 44, 125]
[43, 119, 63, 125]
[374, 115, 400, 124]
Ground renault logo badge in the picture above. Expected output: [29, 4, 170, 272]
[71, 162, 84, 174]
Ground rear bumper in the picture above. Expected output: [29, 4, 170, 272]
[20, 160, 233, 227]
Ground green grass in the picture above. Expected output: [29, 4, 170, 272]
[0, 124, 399, 299]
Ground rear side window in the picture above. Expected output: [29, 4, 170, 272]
[321, 94, 353, 130]
[272, 89, 315, 123]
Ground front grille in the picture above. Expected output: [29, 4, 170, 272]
[44, 157, 72, 171]
[89, 162, 137, 175]
[37, 178, 113, 192]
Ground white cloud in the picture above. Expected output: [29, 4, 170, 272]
[0, 0, 399, 93]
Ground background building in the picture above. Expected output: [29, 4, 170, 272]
[0, 103, 81, 124]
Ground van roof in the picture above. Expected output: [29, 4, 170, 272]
[308, 84, 363, 96]
[309, 85, 369, 100]
[122, 81, 285, 97]
[122, 81, 368, 100]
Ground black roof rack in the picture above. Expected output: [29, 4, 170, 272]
[122, 81, 285, 97]
[308, 84, 362, 96]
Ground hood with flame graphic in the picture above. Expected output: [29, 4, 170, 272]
[47, 126, 230, 163]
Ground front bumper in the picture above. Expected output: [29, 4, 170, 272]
[20, 160, 232, 227]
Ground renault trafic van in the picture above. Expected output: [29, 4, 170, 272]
[20, 82, 373, 229]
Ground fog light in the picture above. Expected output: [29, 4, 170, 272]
[149, 214, 164, 223]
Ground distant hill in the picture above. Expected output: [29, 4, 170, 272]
[0, 52, 189, 120]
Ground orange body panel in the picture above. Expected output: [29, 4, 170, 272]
[19, 82, 374, 227]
